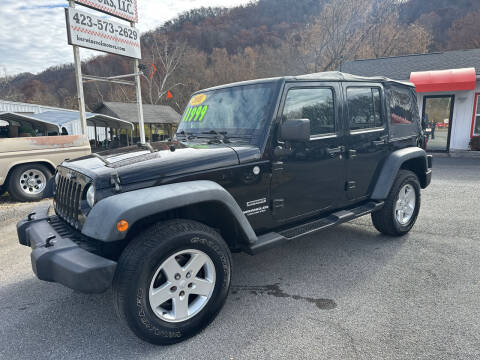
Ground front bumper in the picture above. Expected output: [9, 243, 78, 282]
[17, 206, 116, 293]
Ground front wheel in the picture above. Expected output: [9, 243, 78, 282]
[372, 170, 421, 236]
[113, 220, 232, 345]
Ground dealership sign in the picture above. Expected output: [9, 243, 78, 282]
[66, 8, 141, 59]
[66, 0, 145, 142]
[74, 0, 138, 22]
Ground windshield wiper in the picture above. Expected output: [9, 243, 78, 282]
[176, 130, 198, 141]
[201, 130, 230, 144]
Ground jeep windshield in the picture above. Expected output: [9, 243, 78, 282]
[176, 82, 279, 145]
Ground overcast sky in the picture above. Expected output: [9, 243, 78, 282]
[0, 0, 251, 76]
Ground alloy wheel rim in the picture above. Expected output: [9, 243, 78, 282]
[395, 184, 416, 225]
[19, 170, 46, 195]
[148, 249, 216, 323]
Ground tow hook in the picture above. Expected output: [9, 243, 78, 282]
[45, 234, 56, 248]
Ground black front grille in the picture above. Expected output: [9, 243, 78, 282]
[49, 216, 102, 255]
[54, 167, 90, 229]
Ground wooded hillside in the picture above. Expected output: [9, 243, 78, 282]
[1, 0, 479, 113]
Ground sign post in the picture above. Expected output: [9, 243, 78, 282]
[134, 57, 146, 144]
[69, 0, 88, 136]
[66, 0, 146, 144]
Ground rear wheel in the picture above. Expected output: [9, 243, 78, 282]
[7, 164, 52, 202]
[372, 170, 421, 236]
[113, 219, 232, 345]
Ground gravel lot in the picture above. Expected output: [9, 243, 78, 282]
[0, 157, 479, 360]
[0, 193, 50, 223]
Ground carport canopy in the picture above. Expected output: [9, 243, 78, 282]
[410, 67, 476, 93]
[31, 110, 134, 131]
[0, 110, 133, 135]
[0, 112, 61, 134]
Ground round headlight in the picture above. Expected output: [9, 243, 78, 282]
[86, 185, 95, 208]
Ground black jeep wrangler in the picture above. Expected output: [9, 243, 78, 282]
[17, 72, 432, 344]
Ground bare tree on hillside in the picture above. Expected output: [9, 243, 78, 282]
[294, 0, 372, 72]
[447, 10, 480, 50]
[361, 0, 431, 58]
[142, 35, 187, 105]
[0, 67, 16, 101]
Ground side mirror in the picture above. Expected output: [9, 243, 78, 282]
[280, 119, 310, 142]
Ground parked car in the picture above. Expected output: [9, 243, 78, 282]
[0, 118, 90, 201]
[18, 72, 432, 344]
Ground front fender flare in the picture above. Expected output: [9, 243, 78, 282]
[371, 147, 428, 200]
[81, 180, 257, 243]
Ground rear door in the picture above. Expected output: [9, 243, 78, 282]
[343, 83, 389, 201]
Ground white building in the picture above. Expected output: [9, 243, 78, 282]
[342, 49, 480, 152]
[0, 99, 68, 114]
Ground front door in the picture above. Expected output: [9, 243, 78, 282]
[343, 83, 389, 201]
[422, 95, 455, 152]
[271, 82, 347, 222]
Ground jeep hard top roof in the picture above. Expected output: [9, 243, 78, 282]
[197, 71, 415, 94]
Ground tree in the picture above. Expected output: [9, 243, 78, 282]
[447, 11, 480, 50]
[359, 0, 431, 58]
[0, 68, 15, 101]
[294, 0, 372, 72]
[398, 0, 480, 50]
[141, 34, 187, 105]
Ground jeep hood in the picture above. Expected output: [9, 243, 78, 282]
[62, 142, 261, 188]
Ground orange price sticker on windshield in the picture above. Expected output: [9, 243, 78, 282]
[190, 93, 207, 106]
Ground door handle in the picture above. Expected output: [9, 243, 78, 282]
[348, 149, 357, 159]
[372, 136, 388, 146]
[326, 146, 344, 158]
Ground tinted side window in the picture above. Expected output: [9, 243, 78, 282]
[347, 87, 383, 131]
[389, 87, 414, 125]
[282, 88, 335, 136]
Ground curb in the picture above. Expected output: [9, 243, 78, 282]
[428, 151, 480, 159]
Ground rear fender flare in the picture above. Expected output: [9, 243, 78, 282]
[371, 147, 428, 200]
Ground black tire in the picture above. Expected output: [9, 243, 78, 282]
[7, 164, 52, 202]
[113, 219, 232, 345]
[371, 170, 421, 236]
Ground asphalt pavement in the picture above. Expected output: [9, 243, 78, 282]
[0, 157, 479, 360]
[426, 128, 449, 151]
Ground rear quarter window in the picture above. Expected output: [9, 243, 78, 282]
[386, 85, 421, 139]
[389, 88, 414, 125]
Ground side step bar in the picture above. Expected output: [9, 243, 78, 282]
[245, 201, 384, 255]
